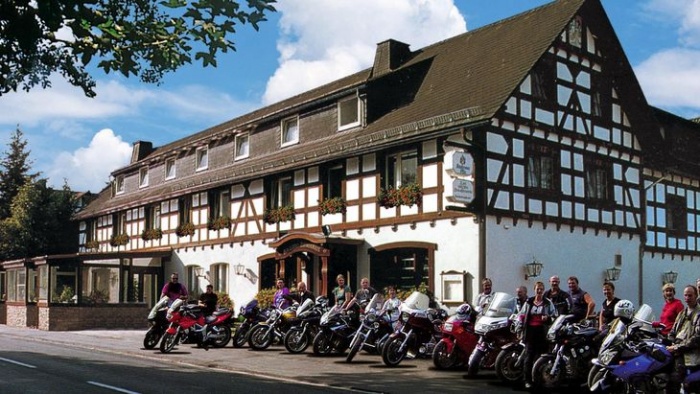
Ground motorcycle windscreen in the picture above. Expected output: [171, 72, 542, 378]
[296, 298, 315, 317]
[366, 293, 385, 313]
[400, 292, 430, 312]
[483, 292, 516, 317]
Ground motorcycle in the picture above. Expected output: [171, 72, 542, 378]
[588, 304, 668, 393]
[143, 296, 170, 349]
[466, 292, 518, 377]
[432, 303, 479, 370]
[381, 291, 447, 367]
[345, 293, 395, 363]
[312, 303, 360, 356]
[531, 314, 599, 388]
[284, 296, 329, 354]
[248, 299, 299, 350]
[159, 298, 235, 353]
[232, 299, 267, 348]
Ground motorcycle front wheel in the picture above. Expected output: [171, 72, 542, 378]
[494, 346, 524, 384]
[588, 365, 606, 392]
[209, 325, 232, 348]
[312, 331, 333, 356]
[532, 355, 561, 389]
[248, 324, 273, 350]
[284, 328, 310, 354]
[143, 327, 162, 349]
[432, 340, 458, 370]
[466, 348, 485, 377]
[159, 332, 178, 353]
[381, 337, 407, 367]
[346, 332, 364, 363]
[232, 324, 250, 348]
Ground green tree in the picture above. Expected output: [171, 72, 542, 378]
[0, 127, 38, 219]
[0, 0, 276, 97]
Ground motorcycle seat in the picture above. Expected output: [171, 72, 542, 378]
[575, 327, 600, 337]
[213, 308, 230, 316]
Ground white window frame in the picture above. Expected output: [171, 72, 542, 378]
[165, 158, 176, 180]
[234, 133, 250, 160]
[139, 167, 149, 188]
[196, 147, 208, 171]
[116, 175, 125, 195]
[338, 96, 361, 131]
[281, 117, 299, 147]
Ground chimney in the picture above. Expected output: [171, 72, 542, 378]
[131, 141, 154, 164]
[371, 39, 411, 78]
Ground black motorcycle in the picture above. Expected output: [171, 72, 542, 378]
[312, 303, 360, 356]
[284, 296, 328, 354]
[346, 294, 395, 362]
[143, 296, 171, 349]
[531, 314, 599, 389]
[232, 299, 267, 348]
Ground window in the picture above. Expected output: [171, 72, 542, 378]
[666, 194, 688, 237]
[210, 188, 231, 219]
[526, 145, 558, 192]
[281, 117, 299, 147]
[585, 158, 611, 201]
[325, 164, 344, 199]
[115, 175, 125, 195]
[165, 158, 176, 180]
[146, 205, 161, 230]
[567, 17, 583, 48]
[385, 150, 418, 188]
[51, 266, 77, 303]
[338, 96, 360, 130]
[139, 167, 149, 188]
[112, 212, 127, 234]
[531, 56, 555, 103]
[235, 133, 249, 160]
[271, 176, 293, 208]
[0, 271, 5, 302]
[81, 267, 119, 304]
[210, 263, 229, 293]
[179, 196, 192, 224]
[187, 265, 202, 298]
[196, 147, 208, 171]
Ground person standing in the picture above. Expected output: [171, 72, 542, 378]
[598, 282, 620, 332]
[198, 284, 218, 316]
[474, 278, 494, 313]
[273, 278, 291, 309]
[544, 275, 573, 316]
[568, 276, 596, 322]
[161, 272, 188, 305]
[346, 277, 378, 310]
[517, 281, 557, 390]
[290, 281, 315, 305]
[516, 285, 528, 311]
[332, 274, 352, 307]
[657, 283, 684, 337]
[666, 285, 700, 394]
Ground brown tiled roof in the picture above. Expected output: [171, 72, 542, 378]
[77, 0, 595, 219]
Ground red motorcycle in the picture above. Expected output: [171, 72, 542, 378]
[432, 303, 479, 370]
[159, 299, 234, 353]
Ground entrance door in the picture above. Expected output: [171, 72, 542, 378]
[127, 267, 161, 307]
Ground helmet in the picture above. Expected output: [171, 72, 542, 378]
[614, 299, 635, 320]
[456, 303, 472, 317]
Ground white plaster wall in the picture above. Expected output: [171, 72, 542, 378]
[641, 252, 699, 314]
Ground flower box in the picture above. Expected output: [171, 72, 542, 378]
[264, 205, 296, 224]
[378, 183, 422, 208]
[85, 240, 100, 251]
[109, 233, 130, 247]
[175, 222, 196, 237]
[141, 228, 163, 241]
[318, 197, 347, 216]
[208, 216, 232, 231]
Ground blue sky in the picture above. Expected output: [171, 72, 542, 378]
[0, 0, 699, 193]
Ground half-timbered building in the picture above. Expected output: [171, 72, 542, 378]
[3, 0, 700, 329]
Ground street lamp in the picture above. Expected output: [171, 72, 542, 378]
[662, 270, 678, 285]
[605, 266, 621, 282]
[524, 259, 543, 280]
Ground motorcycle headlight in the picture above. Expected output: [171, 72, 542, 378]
[372, 322, 380, 329]
[599, 350, 617, 366]
[401, 312, 410, 323]
[366, 313, 377, 323]
[444, 322, 454, 332]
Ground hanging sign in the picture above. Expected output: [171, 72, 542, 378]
[446, 179, 474, 204]
[444, 150, 473, 178]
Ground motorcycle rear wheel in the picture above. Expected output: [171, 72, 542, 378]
[284, 329, 310, 354]
[432, 340, 458, 370]
[312, 331, 333, 356]
[249, 324, 273, 350]
[232, 324, 250, 348]
[494, 346, 524, 384]
[209, 325, 232, 348]
[143, 328, 162, 349]
[159, 332, 178, 353]
[382, 337, 407, 367]
[532, 355, 561, 388]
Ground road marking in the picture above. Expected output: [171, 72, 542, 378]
[87, 381, 141, 394]
[0, 357, 36, 368]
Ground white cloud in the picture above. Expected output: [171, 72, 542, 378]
[45, 129, 132, 192]
[636, 48, 700, 109]
[262, 0, 466, 104]
[644, 0, 700, 47]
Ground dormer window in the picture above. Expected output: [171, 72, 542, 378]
[196, 147, 208, 171]
[281, 117, 299, 147]
[338, 96, 360, 130]
[115, 175, 125, 195]
[139, 167, 149, 188]
[235, 133, 249, 160]
[165, 158, 176, 180]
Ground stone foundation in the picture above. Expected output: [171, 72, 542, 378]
[2, 303, 149, 331]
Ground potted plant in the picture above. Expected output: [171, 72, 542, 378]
[141, 228, 163, 241]
[378, 183, 422, 208]
[263, 205, 296, 224]
[176, 222, 196, 237]
[208, 216, 232, 231]
[85, 239, 100, 251]
[109, 233, 130, 247]
[318, 197, 347, 215]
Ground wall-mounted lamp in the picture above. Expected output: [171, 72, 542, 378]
[234, 263, 257, 284]
[234, 263, 246, 276]
[194, 266, 209, 282]
[322, 225, 332, 237]
[524, 259, 543, 280]
[605, 266, 621, 282]
[662, 270, 678, 285]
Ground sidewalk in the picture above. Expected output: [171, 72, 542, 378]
[0, 324, 488, 393]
